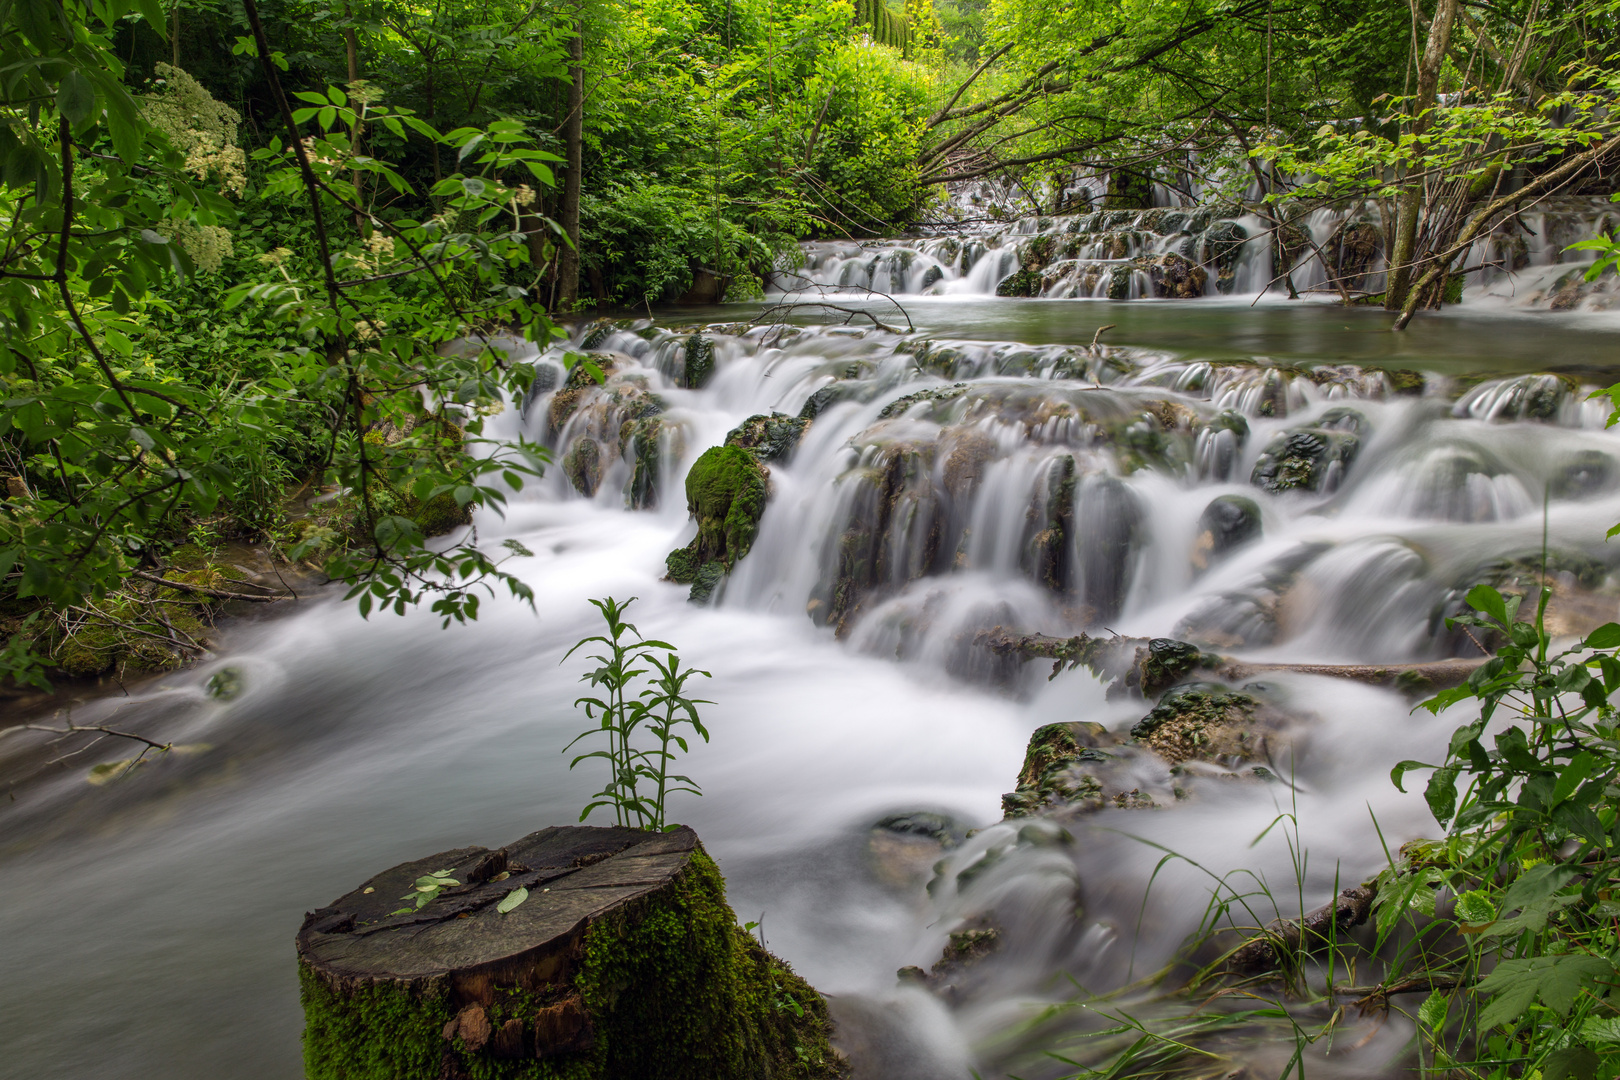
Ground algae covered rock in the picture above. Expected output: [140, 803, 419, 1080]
[665, 445, 770, 603]
[1250, 408, 1366, 493]
[725, 413, 811, 463]
[296, 825, 838, 1080]
[620, 417, 680, 510]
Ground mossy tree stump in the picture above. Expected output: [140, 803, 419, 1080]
[297, 825, 838, 1080]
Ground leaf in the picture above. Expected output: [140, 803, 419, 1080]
[497, 886, 529, 914]
[1424, 767, 1459, 825]
[1466, 583, 1510, 626]
[1476, 954, 1613, 1029]
[1583, 623, 1620, 649]
[1542, 1046, 1600, 1080]
[1553, 751, 1599, 806]
[1417, 989, 1450, 1031]
[1454, 889, 1495, 924]
[57, 70, 96, 125]
[1391, 759, 1433, 792]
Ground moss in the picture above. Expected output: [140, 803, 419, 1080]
[877, 382, 969, 420]
[1443, 274, 1465, 305]
[664, 446, 769, 603]
[300, 964, 455, 1080]
[1250, 409, 1366, 494]
[1385, 369, 1426, 396]
[1129, 683, 1259, 765]
[301, 851, 837, 1080]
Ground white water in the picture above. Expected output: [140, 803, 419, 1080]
[5, 305, 1620, 1079]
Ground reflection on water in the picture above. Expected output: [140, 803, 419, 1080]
[4, 300, 1620, 1080]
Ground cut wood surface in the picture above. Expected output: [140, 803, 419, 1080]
[298, 824, 693, 997]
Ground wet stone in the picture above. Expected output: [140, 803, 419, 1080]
[1192, 494, 1262, 573]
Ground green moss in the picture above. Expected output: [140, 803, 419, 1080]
[414, 491, 472, 537]
[1130, 683, 1256, 741]
[301, 851, 837, 1080]
[725, 414, 810, 463]
[664, 445, 770, 604]
[300, 965, 455, 1080]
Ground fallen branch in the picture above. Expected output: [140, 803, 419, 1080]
[129, 570, 289, 603]
[0, 722, 172, 752]
[1226, 884, 1378, 973]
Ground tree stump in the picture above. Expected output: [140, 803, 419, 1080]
[297, 825, 840, 1080]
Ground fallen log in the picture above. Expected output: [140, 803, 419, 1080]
[1226, 884, 1378, 973]
[973, 627, 1483, 696]
[297, 824, 838, 1080]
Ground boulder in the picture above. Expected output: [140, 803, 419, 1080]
[665, 446, 770, 603]
[725, 413, 812, 463]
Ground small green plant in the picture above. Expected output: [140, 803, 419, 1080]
[565, 596, 711, 831]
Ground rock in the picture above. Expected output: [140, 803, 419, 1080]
[1022, 455, 1077, 594]
[414, 491, 472, 537]
[620, 417, 679, 510]
[1129, 682, 1264, 766]
[563, 438, 603, 497]
[1250, 408, 1366, 493]
[1140, 252, 1207, 298]
[1325, 221, 1381, 292]
[1551, 449, 1616, 499]
[995, 267, 1043, 297]
[725, 413, 811, 463]
[664, 446, 770, 603]
[1192, 494, 1261, 573]
[578, 320, 616, 351]
[1001, 721, 1154, 816]
[682, 334, 715, 389]
[297, 825, 837, 1080]
[1200, 221, 1249, 294]
[868, 813, 963, 891]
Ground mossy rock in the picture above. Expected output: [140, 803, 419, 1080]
[620, 418, 678, 511]
[725, 414, 811, 463]
[563, 438, 604, 498]
[664, 446, 769, 604]
[682, 334, 715, 389]
[1129, 683, 1259, 765]
[414, 491, 473, 537]
[995, 267, 1043, 297]
[297, 825, 839, 1080]
[1250, 408, 1366, 494]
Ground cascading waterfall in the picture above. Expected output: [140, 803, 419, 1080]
[5, 303, 1620, 1080]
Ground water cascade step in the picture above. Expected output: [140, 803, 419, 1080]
[296, 825, 837, 1080]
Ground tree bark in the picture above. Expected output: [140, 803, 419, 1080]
[558, 26, 585, 309]
[344, 5, 365, 234]
[1385, 0, 1460, 311]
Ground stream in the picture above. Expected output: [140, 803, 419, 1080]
[4, 294, 1620, 1079]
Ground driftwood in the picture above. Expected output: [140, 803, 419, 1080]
[1227, 884, 1379, 973]
[974, 627, 1484, 696]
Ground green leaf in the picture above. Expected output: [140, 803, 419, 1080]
[1416, 988, 1450, 1031]
[497, 886, 529, 914]
[1466, 583, 1509, 626]
[1391, 759, 1431, 792]
[1454, 889, 1495, 924]
[57, 70, 96, 125]
[1424, 767, 1459, 825]
[1543, 1046, 1600, 1080]
[1477, 954, 1614, 1029]
[1583, 623, 1620, 649]
[1553, 751, 1599, 806]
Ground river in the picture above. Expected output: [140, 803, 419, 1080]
[4, 295, 1619, 1079]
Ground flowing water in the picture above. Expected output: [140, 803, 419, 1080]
[5, 295, 1620, 1080]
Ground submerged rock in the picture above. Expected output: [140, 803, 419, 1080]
[1250, 407, 1366, 493]
[1192, 494, 1262, 573]
[665, 446, 770, 604]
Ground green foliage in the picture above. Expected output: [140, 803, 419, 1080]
[565, 596, 711, 831]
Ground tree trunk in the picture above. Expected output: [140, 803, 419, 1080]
[558, 27, 585, 309]
[171, 0, 180, 67]
[1384, 0, 1459, 311]
[297, 824, 835, 1079]
[344, 6, 365, 234]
